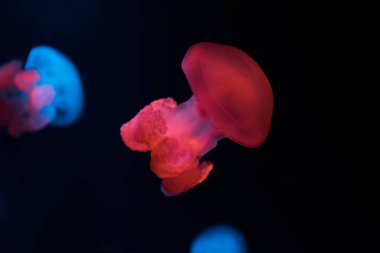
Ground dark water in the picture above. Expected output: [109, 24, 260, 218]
[0, 0, 365, 253]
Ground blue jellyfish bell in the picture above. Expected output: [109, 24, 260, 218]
[25, 46, 84, 127]
[190, 225, 249, 253]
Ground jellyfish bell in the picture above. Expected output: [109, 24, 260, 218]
[0, 46, 84, 136]
[120, 42, 273, 196]
[182, 42, 273, 147]
[25, 46, 84, 127]
[190, 224, 249, 253]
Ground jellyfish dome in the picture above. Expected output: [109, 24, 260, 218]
[0, 46, 84, 136]
[120, 42, 273, 196]
[190, 225, 249, 253]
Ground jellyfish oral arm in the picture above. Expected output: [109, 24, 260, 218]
[0, 61, 23, 127]
[28, 84, 56, 111]
[13, 69, 40, 93]
[0, 60, 22, 89]
[161, 159, 213, 197]
[0, 63, 56, 136]
[121, 96, 224, 196]
[164, 96, 224, 157]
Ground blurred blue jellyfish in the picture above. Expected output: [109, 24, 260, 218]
[190, 225, 249, 253]
[0, 46, 83, 136]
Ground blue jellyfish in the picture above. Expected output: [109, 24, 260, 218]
[190, 225, 249, 253]
[0, 46, 84, 136]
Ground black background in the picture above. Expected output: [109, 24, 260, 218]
[0, 0, 368, 253]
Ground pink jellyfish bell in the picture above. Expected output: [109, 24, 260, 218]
[120, 42, 273, 196]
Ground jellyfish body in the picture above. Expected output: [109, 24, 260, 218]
[120, 42, 273, 196]
[190, 225, 249, 253]
[0, 46, 83, 136]
[25, 46, 84, 127]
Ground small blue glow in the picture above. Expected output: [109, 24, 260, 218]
[25, 46, 84, 126]
[190, 225, 249, 253]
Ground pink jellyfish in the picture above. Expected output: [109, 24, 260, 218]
[120, 42, 273, 196]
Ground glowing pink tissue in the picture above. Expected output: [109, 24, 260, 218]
[120, 42, 273, 196]
[0, 61, 56, 136]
